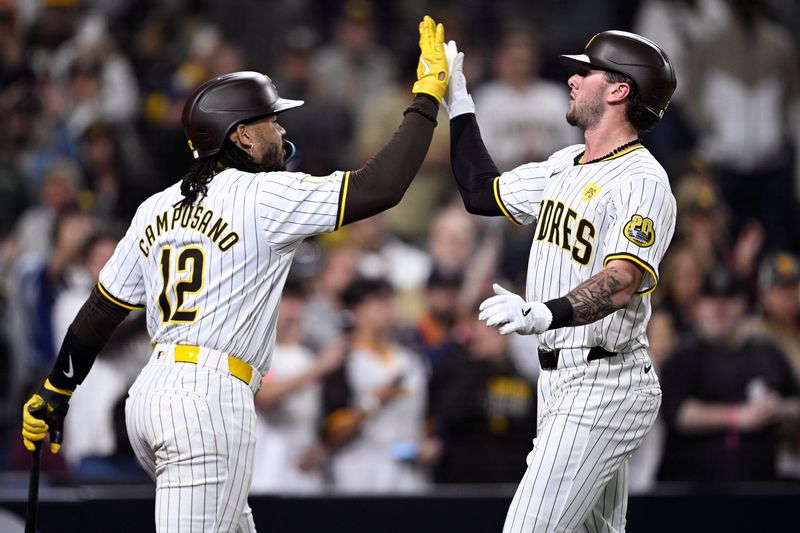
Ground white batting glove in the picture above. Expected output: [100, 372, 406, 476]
[442, 40, 475, 119]
[478, 283, 552, 335]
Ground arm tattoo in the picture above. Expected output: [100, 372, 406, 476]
[565, 267, 625, 325]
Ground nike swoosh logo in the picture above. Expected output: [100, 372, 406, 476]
[644, 364, 652, 374]
[419, 58, 431, 75]
[63, 354, 74, 378]
[522, 307, 531, 316]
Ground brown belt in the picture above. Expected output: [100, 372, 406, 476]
[538, 346, 617, 371]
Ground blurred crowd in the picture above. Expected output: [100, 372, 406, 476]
[1, 0, 800, 495]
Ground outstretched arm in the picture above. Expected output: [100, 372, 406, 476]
[341, 94, 439, 224]
[339, 16, 448, 226]
[450, 114, 504, 216]
[445, 41, 504, 217]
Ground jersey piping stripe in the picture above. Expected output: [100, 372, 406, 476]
[493, 176, 521, 225]
[336, 170, 351, 229]
[603, 252, 658, 295]
[97, 282, 145, 310]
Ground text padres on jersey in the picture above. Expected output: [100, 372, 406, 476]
[138, 204, 240, 257]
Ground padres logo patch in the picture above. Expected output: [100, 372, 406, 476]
[581, 182, 602, 202]
[623, 214, 655, 247]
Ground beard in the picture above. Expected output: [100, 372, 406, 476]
[565, 90, 604, 130]
[252, 142, 286, 172]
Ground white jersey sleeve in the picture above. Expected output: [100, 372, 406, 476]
[98, 207, 147, 309]
[257, 170, 346, 253]
[496, 145, 582, 225]
[496, 163, 548, 225]
[602, 174, 676, 294]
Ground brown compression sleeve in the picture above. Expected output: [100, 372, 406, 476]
[340, 94, 438, 225]
[450, 113, 504, 216]
[47, 285, 131, 391]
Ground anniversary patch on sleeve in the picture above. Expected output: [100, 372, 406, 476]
[623, 214, 655, 247]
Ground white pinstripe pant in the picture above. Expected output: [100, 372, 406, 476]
[126, 346, 259, 533]
[503, 350, 661, 533]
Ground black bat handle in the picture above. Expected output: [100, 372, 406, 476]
[25, 442, 42, 533]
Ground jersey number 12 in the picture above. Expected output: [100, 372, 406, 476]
[158, 246, 205, 323]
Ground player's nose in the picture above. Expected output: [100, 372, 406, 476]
[568, 74, 579, 90]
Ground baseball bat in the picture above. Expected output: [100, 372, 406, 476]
[25, 442, 42, 533]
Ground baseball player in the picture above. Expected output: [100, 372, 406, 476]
[21, 15, 450, 533]
[443, 31, 677, 532]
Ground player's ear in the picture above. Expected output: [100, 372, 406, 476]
[607, 82, 631, 104]
[229, 123, 251, 150]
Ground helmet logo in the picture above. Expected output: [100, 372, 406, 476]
[187, 139, 199, 159]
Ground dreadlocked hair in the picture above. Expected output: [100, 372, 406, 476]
[175, 139, 263, 208]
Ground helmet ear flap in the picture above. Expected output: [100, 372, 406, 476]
[283, 139, 297, 165]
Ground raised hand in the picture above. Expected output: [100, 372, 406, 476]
[412, 15, 449, 103]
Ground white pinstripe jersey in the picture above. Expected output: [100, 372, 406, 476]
[99, 168, 347, 375]
[497, 144, 676, 356]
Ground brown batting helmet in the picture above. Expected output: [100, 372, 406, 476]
[559, 30, 677, 121]
[182, 71, 303, 159]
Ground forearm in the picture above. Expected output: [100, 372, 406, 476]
[563, 264, 638, 326]
[47, 285, 130, 391]
[341, 94, 438, 225]
[676, 399, 733, 434]
[257, 366, 324, 408]
[449, 113, 504, 216]
[780, 397, 800, 421]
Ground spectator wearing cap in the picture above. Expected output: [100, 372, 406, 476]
[743, 252, 800, 381]
[658, 266, 800, 483]
[673, 175, 763, 283]
[322, 277, 436, 492]
[742, 252, 800, 477]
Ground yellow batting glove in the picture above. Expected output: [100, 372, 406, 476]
[412, 15, 448, 103]
[22, 394, 50, 452]
[22, 380, 72, 454]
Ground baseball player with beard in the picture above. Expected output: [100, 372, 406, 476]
[444, 31, 677, 532]
[21, 15, 449, 533]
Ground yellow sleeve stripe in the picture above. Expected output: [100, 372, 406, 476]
[493, 176, 521, 225]
[604, 253, 658, 295]
[336, 170, 351, 230]
[97, 283, 145, 310]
